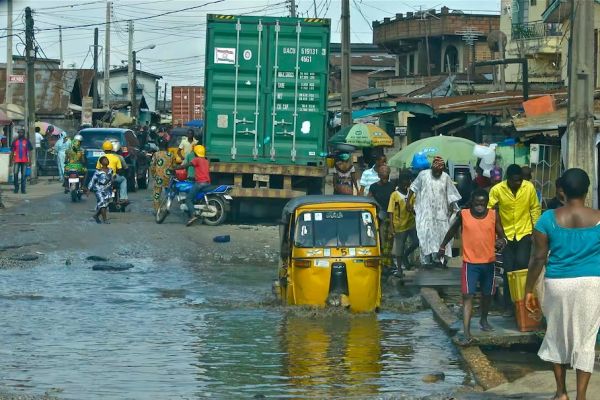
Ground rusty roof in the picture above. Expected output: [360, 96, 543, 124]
[393, 90, 572, 115]
[329, 54, 396, 69]
[0, 67, 94, 116]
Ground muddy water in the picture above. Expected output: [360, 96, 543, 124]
[0, 257, 468, 399]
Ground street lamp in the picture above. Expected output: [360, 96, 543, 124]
[130, 44, 156, 123]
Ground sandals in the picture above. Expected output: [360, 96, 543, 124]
[455, 334, 476, 346]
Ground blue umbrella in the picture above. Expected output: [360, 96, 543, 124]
[184, 119, 203, 128]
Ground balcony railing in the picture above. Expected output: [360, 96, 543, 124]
[511, 21, 562, 40]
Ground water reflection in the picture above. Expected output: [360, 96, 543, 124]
[282, 314, 382, 398]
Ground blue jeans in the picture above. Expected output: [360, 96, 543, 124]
[114, 175, 128, 200]
[13, 163, 27, 192]
[186, 182, 210, 218]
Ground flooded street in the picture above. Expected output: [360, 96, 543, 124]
[0, 254, 467, 399]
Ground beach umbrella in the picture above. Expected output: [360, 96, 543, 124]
[329, 123, 393, 148]
[35, 121, 65, 136]
[388, 135, 477, 168]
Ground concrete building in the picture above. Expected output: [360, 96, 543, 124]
[328, 43, 396, 93]
[541, 0, 600, 87]
[98, 66, 162, 113]
[372, 6, 499, 95]
[500, 0, 563, 85]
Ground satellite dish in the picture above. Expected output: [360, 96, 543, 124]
[487, 30, 508, 53]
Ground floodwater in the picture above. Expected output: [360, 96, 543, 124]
[0, 256, 468, 399]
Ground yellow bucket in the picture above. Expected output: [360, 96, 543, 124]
[507, 269, 529, 302]
[326, 157, 335, 168]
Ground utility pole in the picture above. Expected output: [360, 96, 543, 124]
[104, 1, 111, 110]
[567, 0, 596, 207]
[132, 50, 137, 122]
[499, 38, 506, 92]
[313, 0, 317, 17]
[92, 27, 99, 108]
[128, 20, 135, 123]
[163, 82, 167, 113]
[5, 0, 13, 108]
[25, 7, 37, 179]
[340, 0, 352, 127]
[59, 25, 63, 68]
[154, 80, 159, 113]
[289, 0, 296, 17]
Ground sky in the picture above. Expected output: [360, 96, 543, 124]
[0, 0, 500, 98]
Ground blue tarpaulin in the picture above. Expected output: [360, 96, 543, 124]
[184, 119, 204, 128]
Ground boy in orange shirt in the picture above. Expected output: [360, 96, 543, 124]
[439, 189, 507, 345]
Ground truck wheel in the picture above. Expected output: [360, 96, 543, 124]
[203, 196, 226, 226]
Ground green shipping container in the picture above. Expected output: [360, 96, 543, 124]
[204, 15, 330, 166]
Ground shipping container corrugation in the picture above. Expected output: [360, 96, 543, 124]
[204, 14, 331, 166]
[171, 86, 205, 126]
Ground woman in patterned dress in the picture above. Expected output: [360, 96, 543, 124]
[150, 137, 175, 211]
[87, 156, 113, 224]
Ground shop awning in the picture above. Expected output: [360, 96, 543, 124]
[352, 108, 395, 120]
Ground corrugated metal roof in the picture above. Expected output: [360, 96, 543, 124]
[394, 90, 571, 115]
[0, 67, 95, 115]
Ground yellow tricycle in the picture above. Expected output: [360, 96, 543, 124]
[275, 195, 382, 313]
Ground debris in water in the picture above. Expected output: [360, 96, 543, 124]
[422, 372, 445, 383]
[86, 255, 109, 262]
[92, 263, 134, 271]
[10, 254, 39, 261]
[65, 259, 72, 266]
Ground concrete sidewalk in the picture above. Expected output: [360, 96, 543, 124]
[487, 370, 600, 398]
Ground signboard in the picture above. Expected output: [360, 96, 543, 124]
[9, 75, 25, 84]
[395, 126, 407, 136]
[82, 96, 93, 125]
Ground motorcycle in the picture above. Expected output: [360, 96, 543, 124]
[156, 177, 233, 225]
[108, 183, 128, 213]
[65, 170, 85, 202]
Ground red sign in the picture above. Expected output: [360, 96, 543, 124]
[9, 75, 25, 84]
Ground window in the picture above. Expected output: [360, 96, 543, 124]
[294, 210, 377, 248]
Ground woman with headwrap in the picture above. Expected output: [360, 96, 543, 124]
[333, 153, 358, 195]
[407, 156, 462, 268]
[53, 132, 71, 181]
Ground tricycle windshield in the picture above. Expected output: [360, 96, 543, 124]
[294, 210, 377, 248]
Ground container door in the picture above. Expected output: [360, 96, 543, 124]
[263, 20, 329, 164]
[205, 18, 267, 161]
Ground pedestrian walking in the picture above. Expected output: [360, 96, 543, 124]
[488, 164, 541, 316]
[88, 156, 113, 224]
[359, 154, 386, 196]
[368, 165, 396, 269]
[439, 189, 507, 345]
[150, 137, 175, 212]
[53, 132, 70, 181]
[525, 168, 600, 400]
[407, 156, 461, 268]
[333, 153, 358, 195]
[388, 173, 419, 274]
[10, 128, 33, 194]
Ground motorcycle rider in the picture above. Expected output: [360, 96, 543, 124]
[64, 134, 87, 193]
[97, 140, 129, 205]
[174, 144, 210, 226]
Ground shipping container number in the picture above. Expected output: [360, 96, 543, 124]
[301, 56, 312, 63]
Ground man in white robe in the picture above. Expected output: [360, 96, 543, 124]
[408, 156, 461, 267]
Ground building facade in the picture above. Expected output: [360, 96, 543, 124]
[98, 67, 162, 113]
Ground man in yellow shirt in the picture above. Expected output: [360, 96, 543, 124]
[488, 164, 541, 316]
[388, 174, 419, 275]
[96, 140, 128, 204]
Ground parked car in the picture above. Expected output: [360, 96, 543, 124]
[79, 128, 151, 191]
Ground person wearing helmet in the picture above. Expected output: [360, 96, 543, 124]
[174, 144, 210, 226]
[64, 134, 87, 192]
[96, 140, 128, 204]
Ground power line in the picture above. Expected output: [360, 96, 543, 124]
[35, 0, 225, 32]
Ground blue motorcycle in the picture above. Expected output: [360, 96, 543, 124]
[156, 177, 233, 226]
